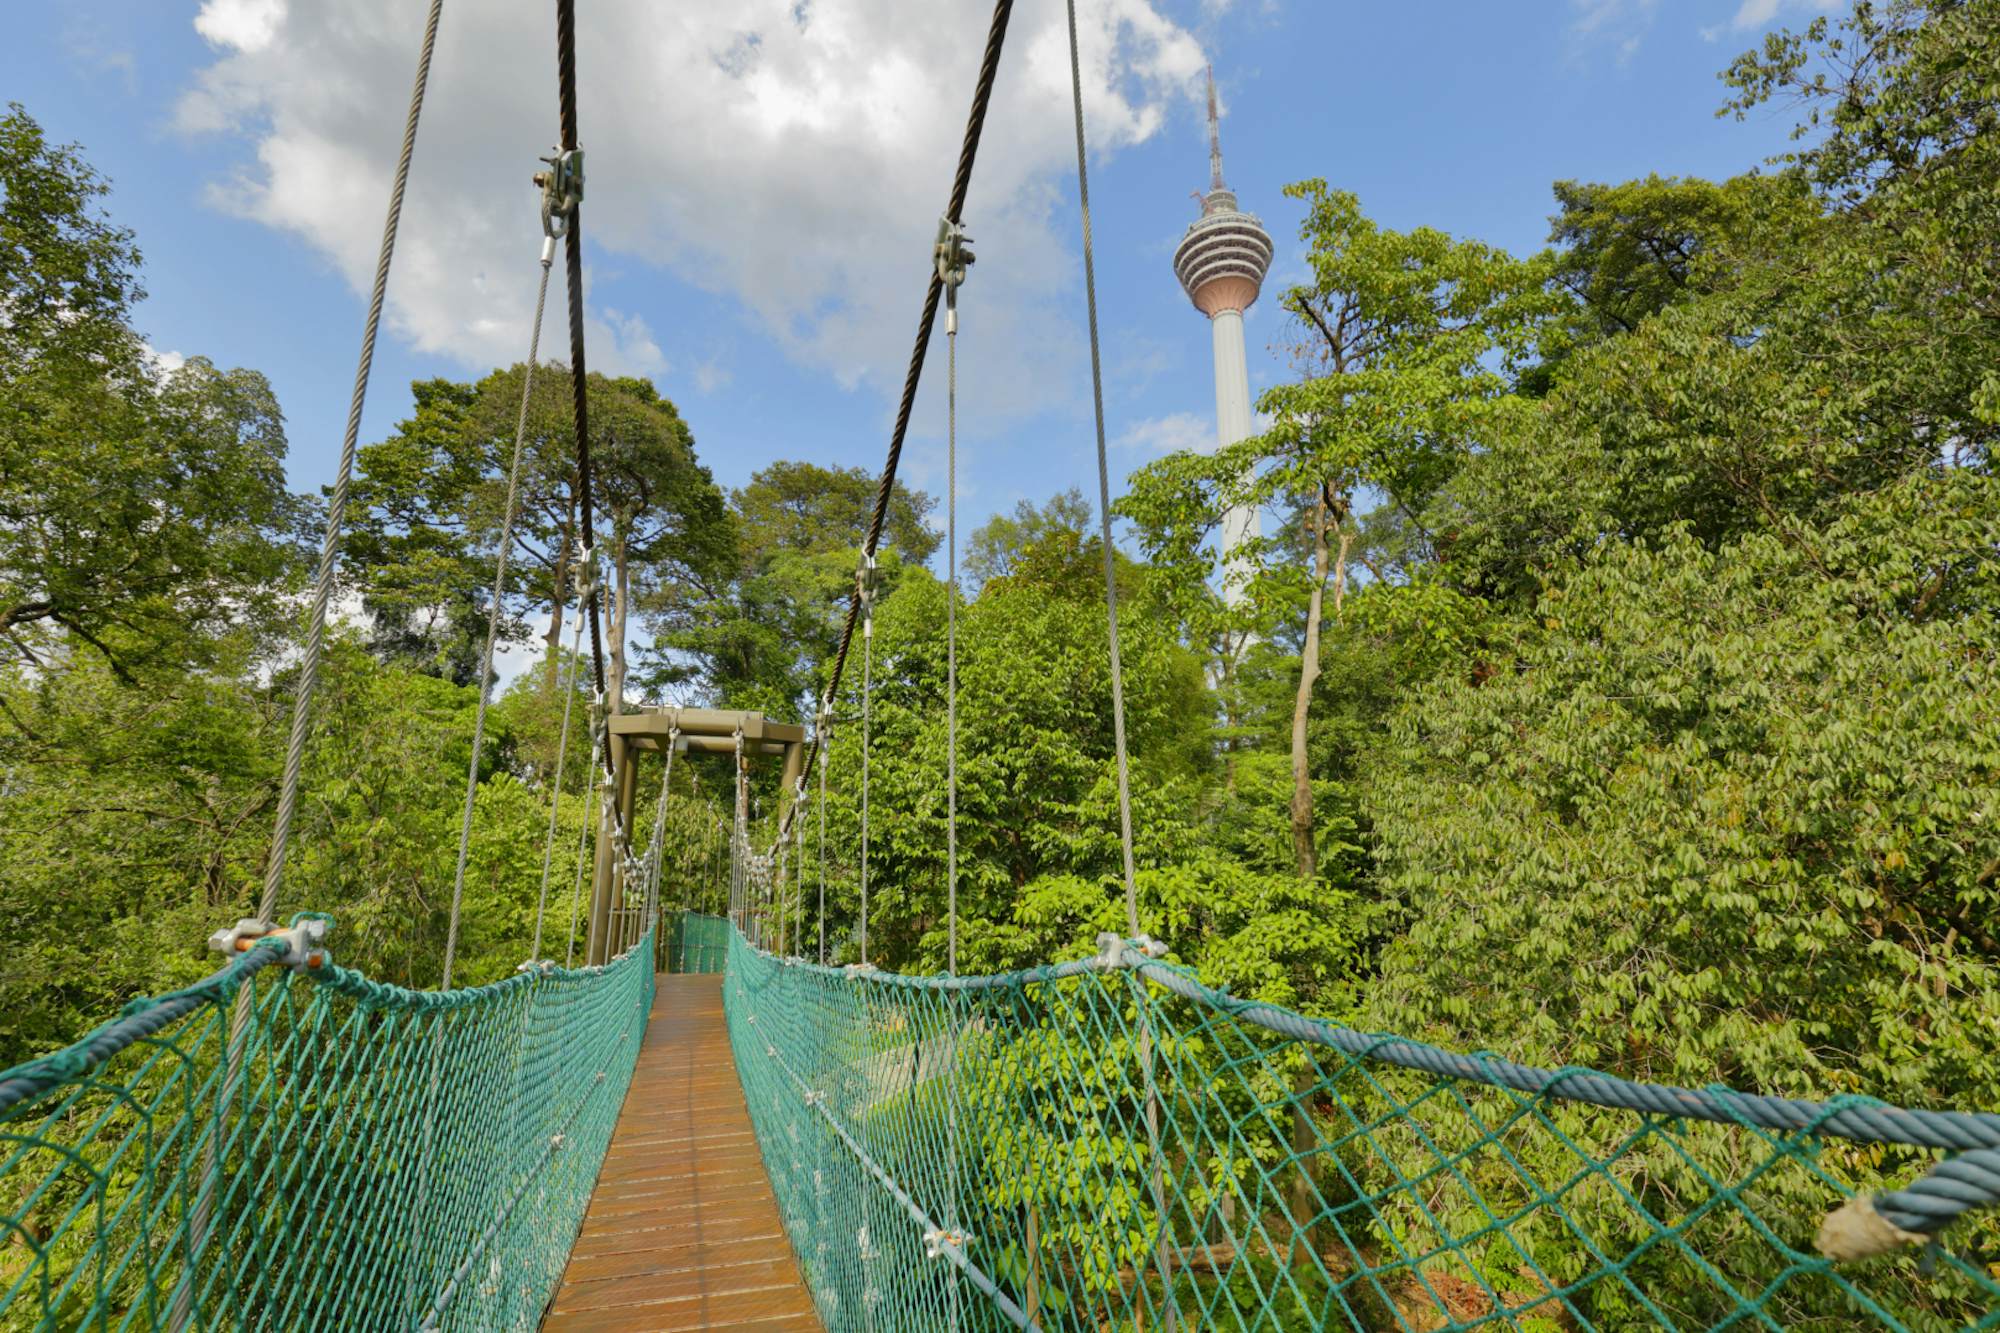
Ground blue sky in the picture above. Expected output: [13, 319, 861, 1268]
[6, 0, 1828, 558]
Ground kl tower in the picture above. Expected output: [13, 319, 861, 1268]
[1172, 67, 1273, 605]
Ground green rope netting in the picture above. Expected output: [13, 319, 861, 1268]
[663, 910, 730, 975]
[0, 922, 655, 1332]
[725, 930, 2000, 1332]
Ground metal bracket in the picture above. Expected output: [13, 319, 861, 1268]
[208, 915, 332, 973]
[934, 216, 975, 296]
[536, 148, 586, 239]
[922, 1227, 971, 1260]
[1094, 932, 1167, 970]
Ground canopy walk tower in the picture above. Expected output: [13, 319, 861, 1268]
[589, 708, 804, 965]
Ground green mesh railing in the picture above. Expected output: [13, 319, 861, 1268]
[664, 910, 730, 975]
[725, 929, 2000, 1332]
[0, 919, 655, 1331]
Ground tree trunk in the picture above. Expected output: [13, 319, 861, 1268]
[608, 526, 630, 716]
[1289, 486, 1334, 880]
[542, 526, 572, 696]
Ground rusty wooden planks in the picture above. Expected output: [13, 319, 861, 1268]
[544, 973, 821, 1332]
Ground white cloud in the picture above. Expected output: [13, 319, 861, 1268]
[600, 308, 666, 377]
[1568, 0, 1657, 63]
[193, 0, 284, 54]
[143, 344, 188, 375]
[174, 0, 1208, 427]
[1115, 410, 1213, 454]
[1724, 0, 1839, 32]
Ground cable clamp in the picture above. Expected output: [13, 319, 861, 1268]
[803, 1088, 825, 1107]
[1817, 1195, 1931, 1261]
[550, 1133, 567, 1151]
[922, 1228, 970, 1260]
[535, 147, 585, 238]
[208, 915, 332, 972]
[1094, 932, 1125, 970]
[855, 551, 880, 612]
[934, 216, 975, 294]
[843, 962, 879, 977]
[1135, 934, 1169, 959]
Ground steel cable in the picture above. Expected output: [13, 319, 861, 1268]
[553, 0, 610, 771]
[174, 8, 446, 1326]
[531, 606, 590, 961]
[1066, 4, 1174, 1323]
[786, 0, 1017, 836]
[444, 246, 554, 988]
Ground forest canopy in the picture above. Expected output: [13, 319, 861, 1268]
[1, 8, 1996, 1318]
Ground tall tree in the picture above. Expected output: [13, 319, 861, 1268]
[647, 461, 937, 716]
[0, 106, 300, 681]
[1126, 183, 1546, 878]
[348, 367, 731, 704]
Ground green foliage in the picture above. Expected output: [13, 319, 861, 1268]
[0, 106, 301, 681]
[648, 460, 936, 716]
[349, 365, 730, 691]
[1372, 472, 2000, 1102]
[965, 487, 1094, 590]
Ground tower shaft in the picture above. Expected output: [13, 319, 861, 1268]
[1210, 308, 1258, 603]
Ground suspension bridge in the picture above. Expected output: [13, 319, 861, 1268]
[3, 0, 1999, 1329]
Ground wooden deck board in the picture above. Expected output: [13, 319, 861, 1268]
[544, 973, 820, 1332]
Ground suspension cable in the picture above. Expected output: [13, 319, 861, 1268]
[172, 12, 445, 1328]
[1066, 7, 1173, 1326]
[776, 0, 1015, 844]
[638, 713, 679, 947]
[939, 224, 967, 979]
[256, 0, 446, 923]
[939, 220, 969, 1333]
[860, 591, 873, 963]
[817, 741, 828, 965]
[1062, 0, 1140, 936]
[443, 238, 555, 988]
[563, 710, 599, 969]
[552, 0, 610, 773]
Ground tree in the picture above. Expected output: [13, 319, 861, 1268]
[1724, 0, 2000, 435]
[964, 488, 1092, 589]
[0, 107, 301, 681]
[1126, 182, 1545, 879]
[584, 377, 731, 710]
[348, 367, 732, 705]
[647, 461, 937, 717]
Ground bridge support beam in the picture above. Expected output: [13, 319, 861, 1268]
[585, 707, 806, 965]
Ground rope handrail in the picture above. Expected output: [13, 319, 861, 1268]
[724, 925, 2000, 1331]
[741, 934, 2000, 1170]
[0, 918, 659, 1330]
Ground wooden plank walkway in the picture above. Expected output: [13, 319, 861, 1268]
[543, 973, 821, 1332]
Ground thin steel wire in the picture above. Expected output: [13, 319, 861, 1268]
[445, 247, 554, 988]
[1066, 4, 1171, 1321]
[175, 9, 446, 1327]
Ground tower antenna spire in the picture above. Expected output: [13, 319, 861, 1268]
[1206, 64, 1225, 193]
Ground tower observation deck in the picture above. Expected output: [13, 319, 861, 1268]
[1174, 66, 1272, 606]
